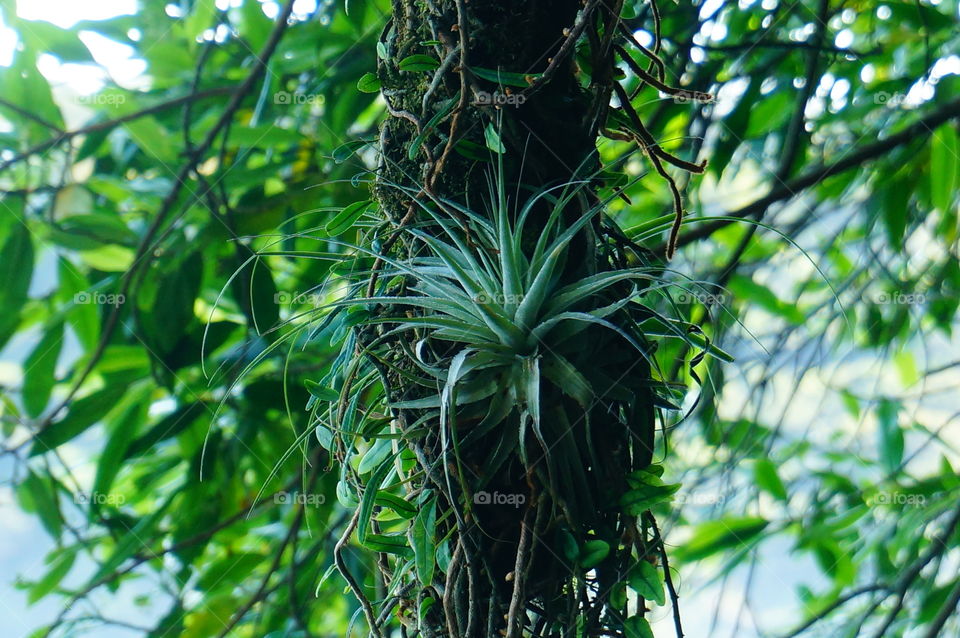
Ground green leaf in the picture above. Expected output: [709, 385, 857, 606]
[408, 94, 458, 160]
[0, 212, 34, 349]
[930, 123, 959, 213]
[357, 453, 396, 543]
[470, 66, 538, 87]
[137, 250, 202, 355]
[325, 200, 372, 236]
[57, 262, 98, 350]
[79, 244, 134, 271]
[412, 492, 437, 585]
[484, 123, 506, 154]
[621, 470, 681, 514]
[754, 458, 788, 502]
[197, 553, 265, 591]
[559, 530, 579, 563]
[357, 438, 393, 475]
[362, 533, 413, 557]
[305, 380, 339, 402]
[376, 492, 418, 519]
[674, 517, 769, 563]
[332, 139, 372, 163]
[238, 0, 272, 49]
[357, 72, 380, 93]
[877, 398, 904, 474]
[23, 323, 64, 418]
[92, 390, 148, 504]
[315, 424, 334, 450]
[27, 547, 77, 604]
[629, 560, 665, 606]
[122, 116, 178, 163]
[579, 539, 610, 569]
[398, 54, 439, 72]
[17, 471, 62, 539]
[54, 213, 138, 248]
[880, 176, 910, 247]
[812, 539, 855, 586]
[455, 139, 491, 161]
[85, 497, 171, 587]
[623, 615, 655, 638]
[542, 353, 593, 408]
[124, 401, 206, 459]
[31, 385, 127, 456]
[728, 275, 804, 324]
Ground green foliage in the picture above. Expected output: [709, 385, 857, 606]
[0, 0, 958, 636]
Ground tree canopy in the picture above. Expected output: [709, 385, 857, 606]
[1, 0, 959, 636]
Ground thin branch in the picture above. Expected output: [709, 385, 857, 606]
[650, 515, 684, 638]
[505, 502, 535, 638]
[922, 576, 960, 638]
[0, 87, 233, 173]
[615, 45, 712, 102]
[668, 96, 960, 252]
[779, 585, 889, 638]
[699, 40, 875, 56]
[518, 0, 603, 100]
[869, 502, 960, 638]
[335, 509, 384, 638]
[0, 97, 64, 133]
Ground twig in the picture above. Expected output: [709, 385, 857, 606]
[922, 576, 960, 638]
[0, 87, 233, 173]
[519, 0, 603, 100]
[0, 97, 64, 133]
[668, 96, 960, 252]
[505, 502, 536, 638]
[869, 502, 960, 638]
[428, 0, 470, 188]
[214, 495, 308, 638]
[699, 40, 875, 56]
[779, 585, 889, 638]
[650, 515, 684, 638]
[615, 45, 712, 102]
[335, 508, 384, 638]
[612, 82, 704, 259]
[619, 23, 666, 82]
[443, 539, 464, 638]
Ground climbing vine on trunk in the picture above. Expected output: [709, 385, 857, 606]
[314, 1, 716, 636]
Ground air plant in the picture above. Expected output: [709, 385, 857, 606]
[263, 157, 735, 638]
[203, 152, 736, 638]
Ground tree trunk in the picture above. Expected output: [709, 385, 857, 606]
[359, 1, 682, 636]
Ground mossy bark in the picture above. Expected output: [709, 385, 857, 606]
[367, 2, 655, 636]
